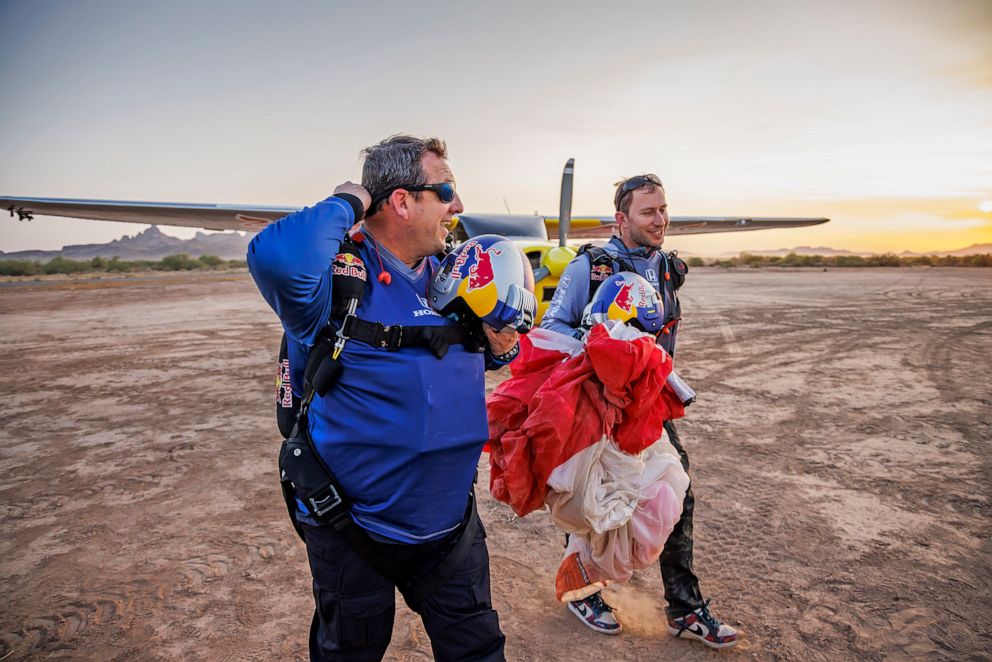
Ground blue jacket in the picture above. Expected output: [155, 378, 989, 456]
[541, 237, 682, 356]
[248, 197, 488, 543]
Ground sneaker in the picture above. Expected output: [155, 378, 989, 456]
[667, 600, 738, 649]
[568, 591, 622, 635]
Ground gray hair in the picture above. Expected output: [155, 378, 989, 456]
[362, 135, 448, 215]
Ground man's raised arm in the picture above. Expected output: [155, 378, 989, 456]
[247, 187, 367, 346]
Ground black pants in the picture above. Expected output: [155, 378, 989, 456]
[301, 519, 506, 662]
[659, 419, 704, 619]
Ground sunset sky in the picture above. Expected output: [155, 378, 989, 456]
[1, 0, 989, 255]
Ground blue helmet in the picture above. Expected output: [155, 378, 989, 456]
[582, 271, 663, 334]
[429, 234, 537, 332]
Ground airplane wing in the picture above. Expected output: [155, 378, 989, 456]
[2, 196, 296, 232]
[3, 196, 829, 238]
[550, 215, 830, 238]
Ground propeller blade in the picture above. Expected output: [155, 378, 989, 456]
[558, 158, 574, 248]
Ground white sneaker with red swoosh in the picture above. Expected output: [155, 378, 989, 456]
[667, 600, 738, 649]
[567, 592, 622, 635]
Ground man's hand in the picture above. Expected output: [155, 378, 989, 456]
[333, 181, 371, 217]
[483, 324, 519, 356]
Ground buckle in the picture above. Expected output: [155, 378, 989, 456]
[308, 484, 344, 517]
[338, 314, 357, 339]
[381, 324, 403, 350]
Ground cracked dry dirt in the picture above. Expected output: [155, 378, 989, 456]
[1, 267, 990, 661]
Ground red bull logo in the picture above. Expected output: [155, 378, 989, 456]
[331, 252, 367, 281]
[590, 264, 612, 281]
[614, 282, 634, 313]
[277, 358, 293, 408]
[467, 245, 502, 291]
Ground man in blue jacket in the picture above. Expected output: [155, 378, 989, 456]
[248, 135, 516, 661]
[541, 174, 739, 650]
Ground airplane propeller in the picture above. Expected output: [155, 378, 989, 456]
[558, 158, 573, 248]
[532, 158, 578, 283]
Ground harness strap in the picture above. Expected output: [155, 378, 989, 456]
[579, 244, 636, 297]
[338, 315, 469, 358]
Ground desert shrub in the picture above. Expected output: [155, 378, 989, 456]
[42, 256, 91, 274]
[159, 254, 202, 270]
[833, 255, 866, 267]
[739, 252, 765, 267]
[0, 260, 42, 276]
[686, 256, 705, 268]
[197, 254, 224, 268]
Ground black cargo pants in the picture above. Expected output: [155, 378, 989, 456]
[660, 419, 705, 619]
[300, 518, 505, 662]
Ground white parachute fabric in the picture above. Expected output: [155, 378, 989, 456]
[546, 428, 689, 584]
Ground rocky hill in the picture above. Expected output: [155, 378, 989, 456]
[0, 226, 251, 261]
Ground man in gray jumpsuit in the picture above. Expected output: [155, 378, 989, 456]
[541, 174, 739, 650]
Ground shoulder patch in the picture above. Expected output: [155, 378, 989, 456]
[332, 252, 367, 281]
[590, 264, 613, 281]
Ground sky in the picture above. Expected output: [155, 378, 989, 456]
[1, 0, 990, 255]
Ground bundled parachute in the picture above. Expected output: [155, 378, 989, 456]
[487, 321, 691, 600]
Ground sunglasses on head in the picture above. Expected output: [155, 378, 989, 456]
[620, 174, 662, 193]
[615, 174, 662, 210]
[372, 182, 457, 210]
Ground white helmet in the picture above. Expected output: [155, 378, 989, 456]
[429, 234, 537, 332]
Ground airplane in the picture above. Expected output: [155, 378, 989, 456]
[2, 161, 828, 321]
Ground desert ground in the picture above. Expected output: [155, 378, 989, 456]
[0, 267, 989, 661]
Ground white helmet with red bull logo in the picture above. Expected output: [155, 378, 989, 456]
[582, 271, 664, 334]
[429, 234, 537, 333]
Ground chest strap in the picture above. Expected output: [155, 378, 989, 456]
[305, 315, 475, 399]
[339, 314, 469, 355]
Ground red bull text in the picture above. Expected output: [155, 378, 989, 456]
[332, 253, 367, 281]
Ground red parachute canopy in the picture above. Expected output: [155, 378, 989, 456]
[487, 325, 685, 516]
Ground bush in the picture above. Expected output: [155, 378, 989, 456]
[197, 254, 224, 268]
[686, 256, 705, 268]
[739, 252, 765, 267]
[41, 256, 91, 275]
[834, 255, 866, 268]
[0, 260, 41, 276]
[159, 254, 202, 271]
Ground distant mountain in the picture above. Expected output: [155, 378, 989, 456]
[899, 243, 992, 257]
[681, 245, 865, 258]
[0, 226, 251, 261]
[687, 244, 992, 259]
[737, 245, 862, 257]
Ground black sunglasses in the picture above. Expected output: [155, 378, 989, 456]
[372, 182, 457, 210]
[614, 174, 663, 210]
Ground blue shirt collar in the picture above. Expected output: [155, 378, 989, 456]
[360, 226, 431, 280]
[609, 235, 657, 259]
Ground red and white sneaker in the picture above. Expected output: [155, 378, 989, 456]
[567, 592, 622, 635]
[667, 600, 738, 649]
